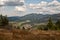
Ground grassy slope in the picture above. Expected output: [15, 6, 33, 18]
[0, 29, 60, 40]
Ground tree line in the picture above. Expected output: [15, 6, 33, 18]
[0, 15, 9, 26]
[0, 14, 60, 30]
[47, 17, 60, 30]
[38, 17, 60, 30]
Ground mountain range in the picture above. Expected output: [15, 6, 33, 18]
[8, 13, 60, 23]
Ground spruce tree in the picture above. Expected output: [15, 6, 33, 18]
[0, 15, 4, 26]
[0, 15, 9, 26]
[47, 17, 54, 30]
[55, 20, 60, 30]
[3, 15, 9, 25]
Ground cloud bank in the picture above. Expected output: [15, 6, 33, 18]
[0, 0, 25, 6]
[29, 0, 60, 14]
[0, 0, 60, 16]
[0, 0, 26, 16]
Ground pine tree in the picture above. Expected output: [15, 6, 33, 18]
[0, 15, 4, 26]
[0, 15, 9, 26]
[3, 15, 9, 25]
[55, 20, 60, 30]
[47, 17, 54, 30]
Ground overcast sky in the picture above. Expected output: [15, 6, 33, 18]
[0, 0, 60, 16]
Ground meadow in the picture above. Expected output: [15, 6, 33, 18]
[0, 29, 60, 40]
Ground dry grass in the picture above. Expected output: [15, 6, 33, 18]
[0, 29, 60, 40]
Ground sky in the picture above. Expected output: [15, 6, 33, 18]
[0, 0, 60, 17]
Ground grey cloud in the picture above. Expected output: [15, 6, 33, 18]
[4, 1, 24, 6]
[0, 5, 3, 7]
[0, 1, 24, 6]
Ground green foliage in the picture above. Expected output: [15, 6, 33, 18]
[55, 20, 60, 30]
[34, 25, 47, 30]
[43, 26, 48, 30]
[47, 17, 54, 30]
[37, 26, 43, 30]
[0, 15, 9, 26]
[17, 26, 20, 29]
[46, 17, 57, 30]
[36, 18, 60, 30]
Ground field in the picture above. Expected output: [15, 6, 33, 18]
[0, 29, 60, 40]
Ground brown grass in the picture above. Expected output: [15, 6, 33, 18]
[0, 29, 60, 40]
